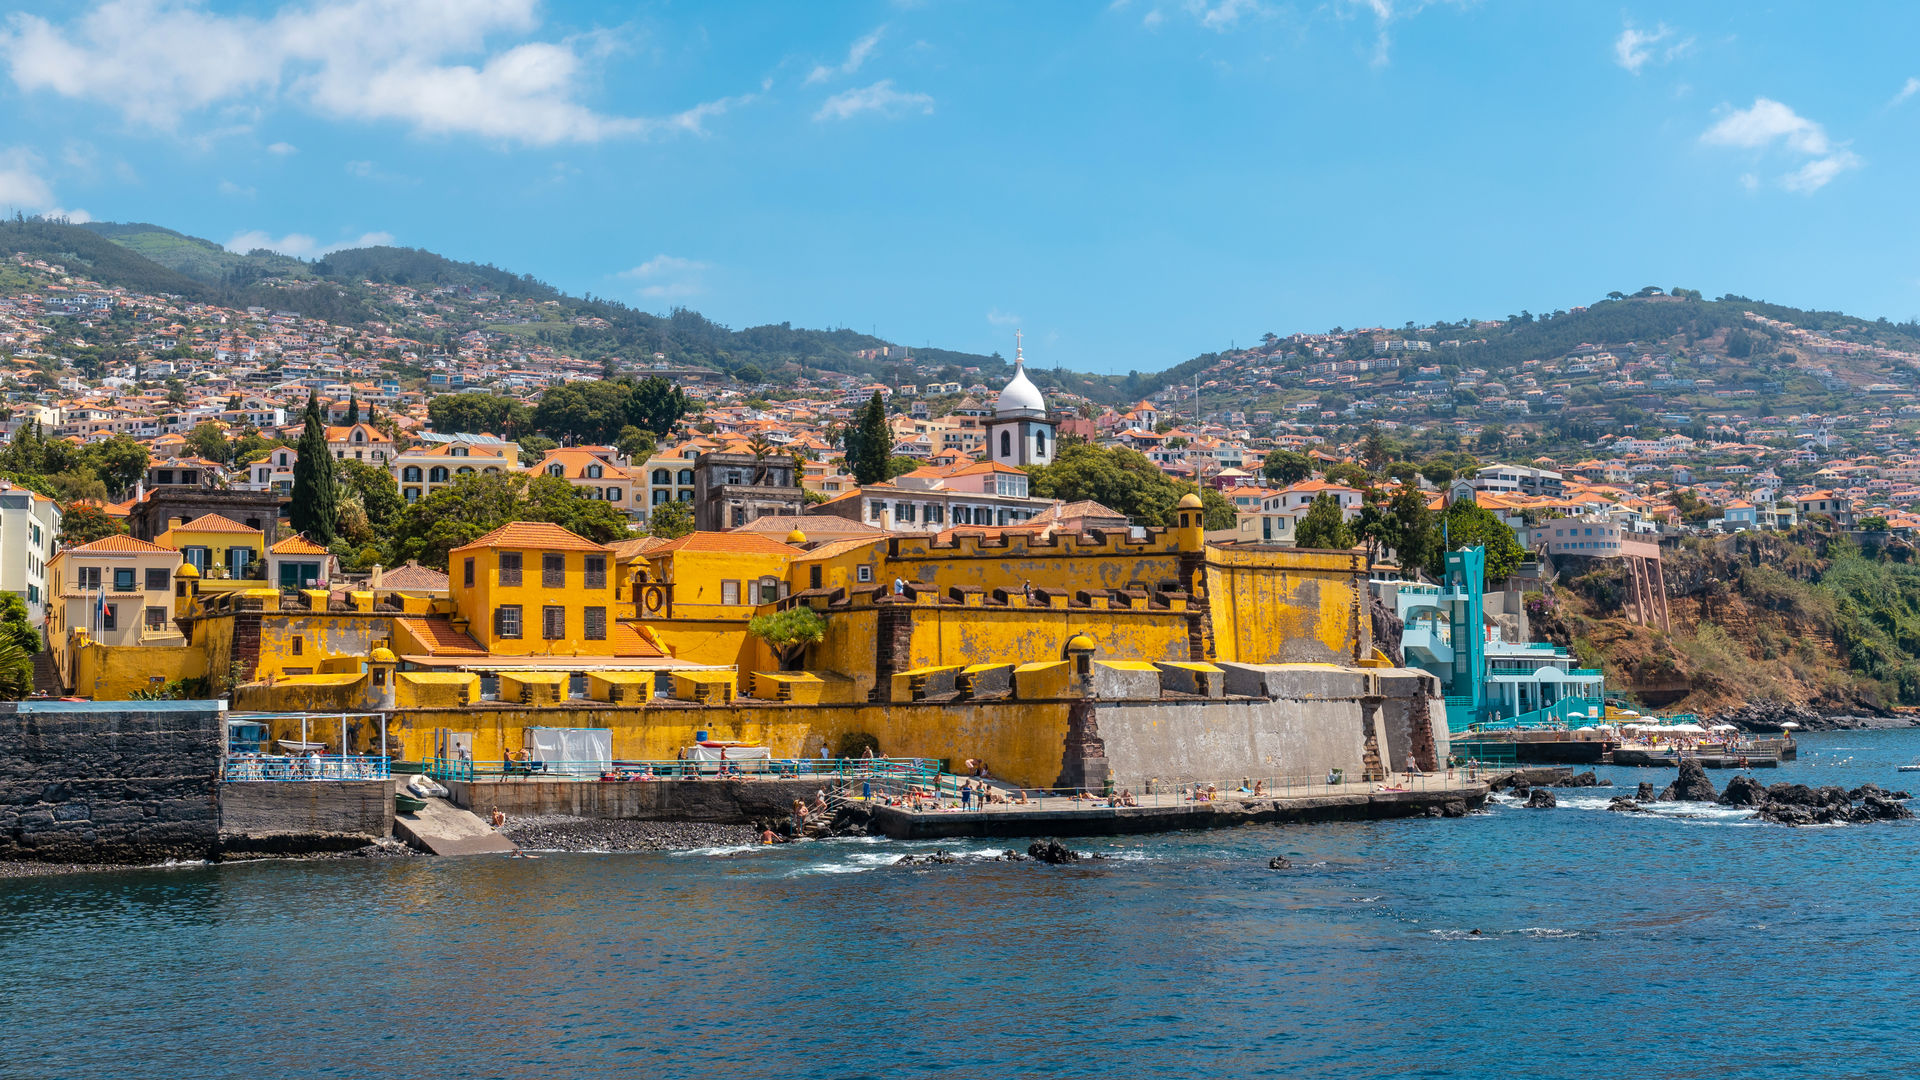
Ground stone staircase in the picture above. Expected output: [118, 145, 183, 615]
[30, 650, 62, 697]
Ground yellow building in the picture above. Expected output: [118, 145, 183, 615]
[157, 513, 266, 579]
[450, 522, 626, 657]
[45, 534, 193, 695]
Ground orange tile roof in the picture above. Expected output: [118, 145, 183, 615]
[649, 531, 800, 557]
[449, 521, 613, 555]
[62, 534, 174, 555]
[173, 513, 262, 535]
[270, 533, 330, 555]
[610, 621, 666, 658]
[379, 561, 450, 591]
[394, 616, 487, 657]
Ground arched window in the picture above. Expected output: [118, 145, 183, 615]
[456, 466, 474, 475]
[1000, 430, 1011, 458]
[1034, 429, 1046, 457]
[547, 464, 564, 477]
[652, 469, 671, 485]
[402, 466, 422, 482]
[429, 466, 449, 483]
[353, 429, 365, 442]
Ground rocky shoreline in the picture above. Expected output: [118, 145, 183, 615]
[501, 815, 760, 852]
[0, 837, 422, 879]
[1711, 700, 1920, 732]
[1601, 759, 1915, 826]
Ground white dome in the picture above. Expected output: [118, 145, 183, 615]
[995, 359, 1047, 419]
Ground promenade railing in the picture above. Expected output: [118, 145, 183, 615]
[428, 756, 941, 784]
[850, 766, 1499, 814]
[224, 755, 392, 782]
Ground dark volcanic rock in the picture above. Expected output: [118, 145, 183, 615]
[1718, 774, 1770, 807]
[1606, 797, 1649, 813]
[1441, 800, 1468, 818]
[1710, 700, 1829, 733]
[999, 849, 1027, 861]
[1525, 789, 1557, 809]
[899, 850, 959, 865]
[502, 817, 757, 852]
[1858, 794, 1915, 821]
[1636, 782, 1657, 802]
[1659, 759, 1718, 802]
[1849, 783, 1913, 802]
[1553, 771, 1608, 788]
[1268, 856, 1292, 870]
[1027, 840, 1082, 864]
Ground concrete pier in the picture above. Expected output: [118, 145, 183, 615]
[865, 778, 1491, 840]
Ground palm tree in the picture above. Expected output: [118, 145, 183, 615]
[747, 434, 775, 486]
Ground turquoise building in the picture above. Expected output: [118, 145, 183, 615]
[1384, 546, 1605, 733]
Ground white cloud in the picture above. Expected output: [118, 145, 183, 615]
[1782, 150, 1862, 194]
[266, 141, 297, 155]
[813, 79, 933, 122]
[0, 146, 90, 221]
[1701, 97, 1860, 194]
[1186, 0, 1264, 31]
[1613, 21, 1692, 75]
[0, 0, 749, 146]
[805, 27, 883, 86]
[1142, 8, 1165, 28]
[225, 228, 393, 258]
[217, 178, 255, 197]
[986, 308, 1022, 328]
[1890, 77, 1920, 109]
[1701, 97, 1830, 155]
[619, 254, 708, 300]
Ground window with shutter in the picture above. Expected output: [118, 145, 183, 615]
[584, 555, 607, 589]
[543, 553, 565, 587]
[498, 552, 522, 586]
[542, 605, 565, 640]
[584, 606, 606, 640]
[145, 568, 169, 591]
[463, 558, 475, 587]
[495, 605, 522, 639]
[721, 580, 740, 605]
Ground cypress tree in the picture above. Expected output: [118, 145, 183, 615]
[852, 391, 892, 486]
[289, 392, 338, 544]
[344, 396, 359, 424]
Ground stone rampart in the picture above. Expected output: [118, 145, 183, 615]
[0, 700, 223, 863]
[218, 780, 394, 853]
[447, 777, 822, 823]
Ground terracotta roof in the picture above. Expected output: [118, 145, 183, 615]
[380, 561, 450, 590]
[611, 621, 666, 658]
[172, 513, 262, 535]
[734, 514, 884, 539]
[791, 537, 888, 563]
[395, 616, 487, 657]
[61, 534, 174, 555]
[649, 531, 800, 557]
[270, 533, 330, 555]
[449, 522, 613, 555]
[608, 536, 669, 560]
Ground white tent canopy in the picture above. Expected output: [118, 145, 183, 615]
[525, 727, 613, 775]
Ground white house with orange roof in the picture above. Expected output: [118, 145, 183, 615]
[391, 434, 524, 503]
[0, 482, 60, 622]
[533, 446, 643, 518]
[45, 533, 186, 687]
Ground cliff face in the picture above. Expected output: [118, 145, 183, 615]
[1529, 533, 1903, 717]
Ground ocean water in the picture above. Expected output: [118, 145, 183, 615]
[6, 730, 1920, 1080]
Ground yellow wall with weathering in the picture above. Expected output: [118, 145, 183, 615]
[69, 642, 205, 699]
[1203, 546, 1370, 665]
[346, 701, 1077, 788]
[452, 541, 619, 656]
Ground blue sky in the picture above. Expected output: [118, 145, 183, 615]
[2, 1, 1918, 373]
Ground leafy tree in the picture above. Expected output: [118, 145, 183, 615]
[0, 593, 34, 700]
[1262, 450, 1312, 486]
[645, 499, 695, 540]
[1200, 487, 1236, 530]
[1323, 462, 1373, 490]
[225, 393, 242, 410]
[1420, 461, 1456, 488]
[1442, 498, 1524, 583]
[1385, 482, 1434, 578]
[1293, 493, 1354, 550]
[628, 376, 691, 436]
[615, 424, 657, 463]
[232, 431, 282, 467]
[886, 455, 924, 480]
[748, 606, 826, 670]
[57, 502, 125, 546]
[427, 392, 530, 437]
[336, 458, 404, 532]
[517, 434, 558, 466]
[289, 392, 338, 546]
[164, 378, 188, 406]
[1360, 427, 1392, 472]
[185, 421, 232, 464]
[522, 474, 633, 543]
[76, 435, 149, 498]
[384, 472, 630, 567]
[1026, 442, 1192, 527]
[850, 391, 892, 486]
[1859, 515, 1890, 532]
[47, 469, 107, 504]
[533, 379, 634, 444]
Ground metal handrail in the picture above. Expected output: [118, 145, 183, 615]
[428, 756, 941, 784]
[862, 767, 1489, 812]
[224, 754, 391, 782]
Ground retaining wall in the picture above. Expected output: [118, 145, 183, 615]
[218, 780, 394, 853]
[448, 777, 822, 823]
[0, 700, 223, 864]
